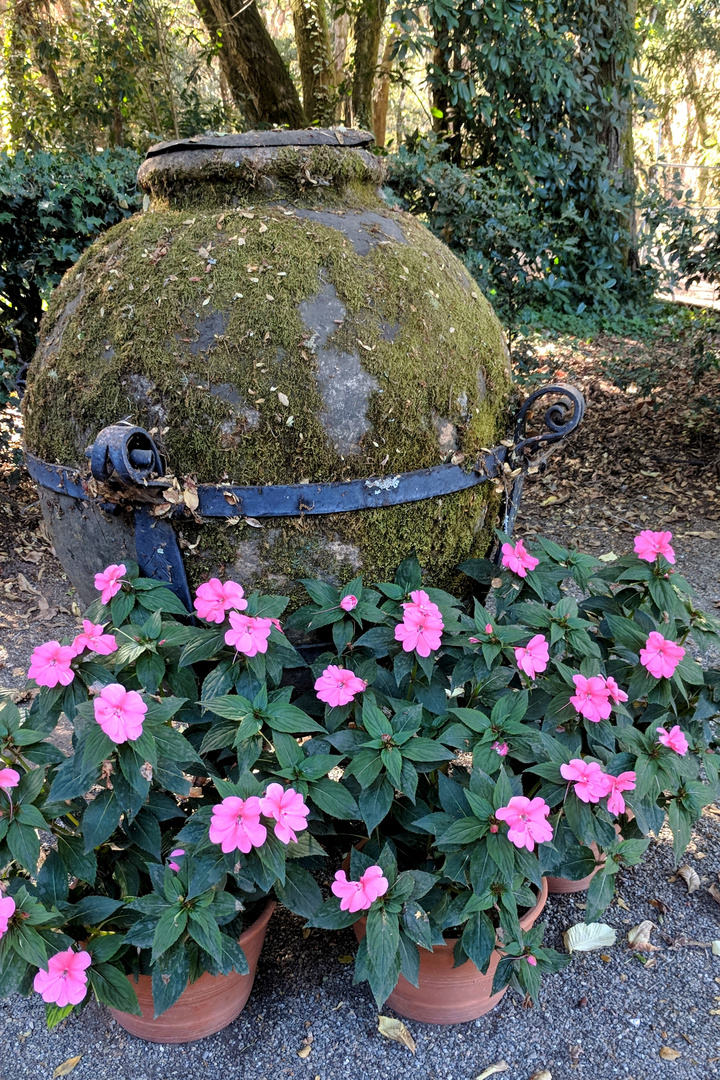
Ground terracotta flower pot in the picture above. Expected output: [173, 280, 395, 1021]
[546, 843, 603, 895]
[353, 879, 549, 1025]
[109, 900, 275, 1043]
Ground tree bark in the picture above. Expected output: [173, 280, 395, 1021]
[373, 33, 394, 146]
[290, 0, 337, 125]
[351, 0, 388, 132]
[194, 0, 305, 128]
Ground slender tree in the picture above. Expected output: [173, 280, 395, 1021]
[193, 0, 306, 127]
[351, 0, 388, 131]
[290, 0, 337, 124]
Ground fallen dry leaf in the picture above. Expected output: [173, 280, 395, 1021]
[649, 898, 669, 915]
[377, 1015, 416, 1054]
[708, 883, 720, 905]
[616, 897, 630, 911]
[297, 1045, 311, 1059]
[712, 941, 720, 956]
[336, 955, 353, 964]
[528, 1072, 552, 1080]
[474, 1064, 509, 1080]
[678, 865, 701, 893]
[659, 1047, 681, 1061]
[53, 1057, 82, 1078]
[563, 922, 617, 953]
[628, 921, 660, 952]
[277, 391, 289, 407]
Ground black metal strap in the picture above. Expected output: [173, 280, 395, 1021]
[26, 446, 508, 518]
[25, 384, 585, 604]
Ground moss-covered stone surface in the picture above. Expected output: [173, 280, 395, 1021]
[24, 146, 512, 597]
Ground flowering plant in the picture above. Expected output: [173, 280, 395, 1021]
[1, 527, 718, 1023]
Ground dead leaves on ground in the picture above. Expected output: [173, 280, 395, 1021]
[628, 921, 660, 953]
[659, 1047, 682, 1061]
[378, 1015, 416, 1053]
[677, 865, 701, 893]
[474, 1063, 509, 1079]
[52, 1057, 82, 1078]
[563, 922, 617, 953]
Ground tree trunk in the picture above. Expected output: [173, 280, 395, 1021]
[373, 33, 394, 146]
[290, 0, 337, 125]
[351, 0, 388, 132]
[331, 10, 350, 122]
[194, 0, 305, 128]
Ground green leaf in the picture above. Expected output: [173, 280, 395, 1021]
[127, 809, 162, 859]
[366, 905, 400, 985]
[461, 911, 496, 974]
[437, 817, 485, 845]
[151, 906, 188, 962]
[309, 778, 359, 820]
[264, 702, 326, 734]
[359, 776, 394, 833]
[188, 908, 223, 964]
[151, 940, 190, 1018]
[137, 586, 190, 616]
[7, 821, 40, 873]
[57, 834, 97, 885]
[274, 864, 323, 918]
[89, 962, 141, 1015]
[36, 849, 69, 905]
[82, 789, 123, 852]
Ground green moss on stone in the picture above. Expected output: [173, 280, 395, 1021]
[24, 163, 512, 599]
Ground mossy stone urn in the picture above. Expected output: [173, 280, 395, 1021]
[23, 129, 512, 605]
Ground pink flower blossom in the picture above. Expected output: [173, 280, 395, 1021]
[314, 665, 367, 708]
[168, 849, 185, 872]
[94, 563, 126, 606]
[269, 618, 284, 634]
[634, 530, 676, 565]
[28, 641, 75, 688]
[394, 612, 444, 657]
[603, 676, 628, 704]
[71, 620, 118, 657]
[340, 595, 358, 612]
[492, 741, 509, 757]
[194, 579, 248, 623]
[224, 613, 273, 657]
[485, 623, 493, 634]
[569, 674, 612, 723]
[0, 768, 20, 791]
[657, 725, 689, 756]
[495, 796, 553, 851]
[33, 948, 91, 1007]
[93, 683, 147, 743]
[331, 865, 389, 912]
[0, 895, 15, 938]
[403, 589, 444, 622]
[500, 538, 539, 578]
[209, 795, 267, 853]
[560, 759, 613, 804]
[259, 784, 310, 844]
[605, 771, 636, 815]
[640, 632, 685, 679]
[526, 954, 537, 967]
[515, 634, 550, 679]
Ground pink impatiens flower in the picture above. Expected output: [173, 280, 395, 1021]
[501, 538, 539, 578]
[560, 759, 612, 804]
[569, 674, 612, 723]
[340, 594, 358, 612]
[0, 895, 15, 938]
[603, 676, 628, 704]
[194, 579, 248, 623]
[71, 620, 118, 657]
[640, 632, 685, 679]
[605, 771, 636, 815]
[657, 725, 689, 756]
[93, 684, 147, 743]
[495, 796, 553, 851]
[514, 634, 550, 679]
[634, 530, 676, 565]
[314, 665, 367, 708]
[0, 768, 20, 791]
[28, 641, 75, 688]
[33, 948, 91, 1007]
[209, 795, 267, 853]
[526, 954, 538, 967]
[94, 563, 126, 606]
[394, 591, 444, 659]
[224, 612, 273, 657]
[167, 849, 185, 872]
[331, 865, 389, 912]
[259, 784, 310, 844]
[492, 741, 509, 757]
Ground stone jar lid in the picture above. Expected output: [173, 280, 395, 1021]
[137, 128, 385, 199]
